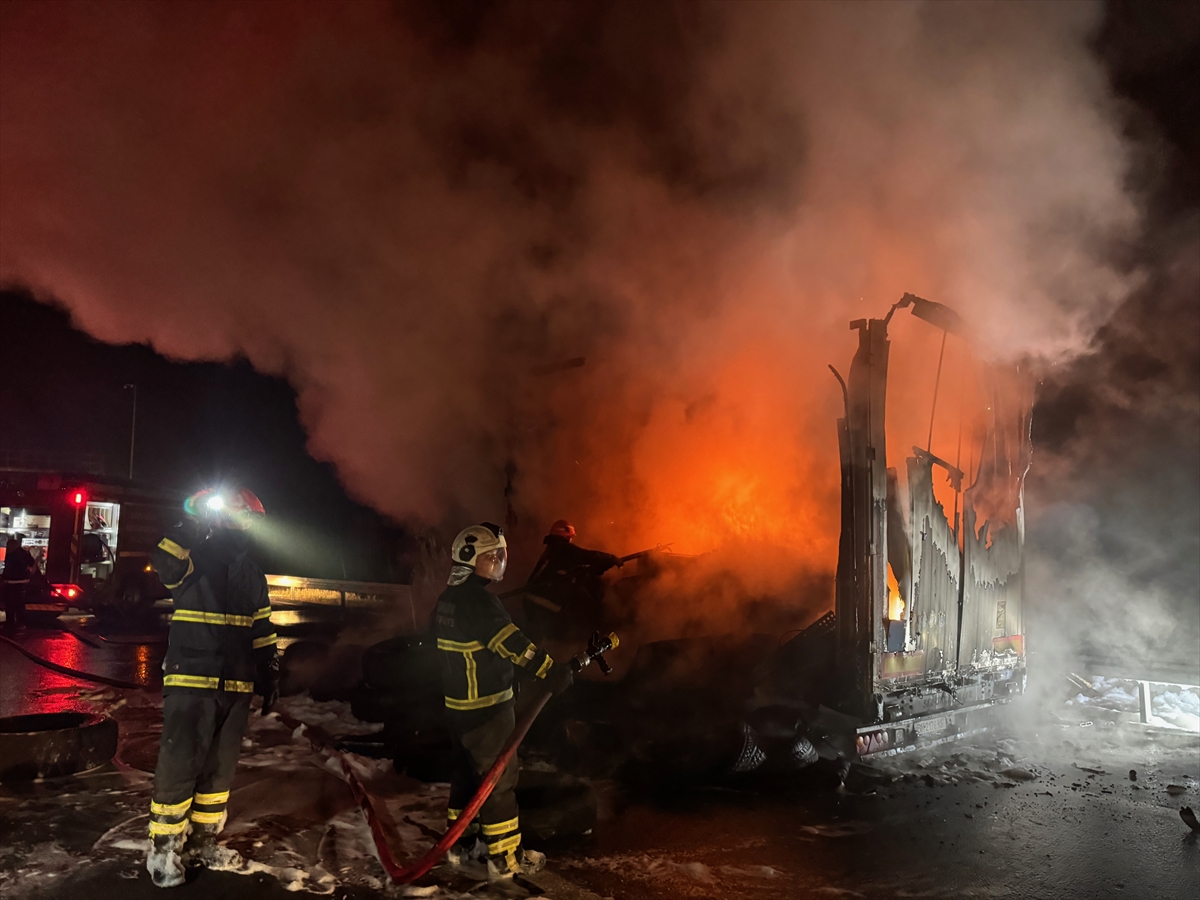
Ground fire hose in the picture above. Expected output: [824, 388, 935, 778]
[1, 625, 618, 885]
[0, 632, 151, 691]
[284, 630, 619, 885]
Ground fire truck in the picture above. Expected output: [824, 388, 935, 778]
[0, 470, 181, 618]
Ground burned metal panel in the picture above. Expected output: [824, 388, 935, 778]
[834, 318, 890, 718]
[906, 454, 961, 678]
[832, 298, 1030, 730]
[958, 373, 1033, 670]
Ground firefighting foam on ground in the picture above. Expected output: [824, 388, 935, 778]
[1, 2, 1198, 899]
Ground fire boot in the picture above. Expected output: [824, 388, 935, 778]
[445, 832, 487, 867]
[146, 832, 187, 888]
[182, 821, 245, 871]
[487, 847, 546, 881]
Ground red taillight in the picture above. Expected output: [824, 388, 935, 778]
[71, 490, 86, 507]
[51, 584, 83, 601]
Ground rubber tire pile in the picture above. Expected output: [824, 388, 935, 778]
[351, 636, 454, 782]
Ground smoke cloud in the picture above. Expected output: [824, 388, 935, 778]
[1, 1, 1145, 629]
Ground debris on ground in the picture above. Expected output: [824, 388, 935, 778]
[1181, 807, 1200, 833]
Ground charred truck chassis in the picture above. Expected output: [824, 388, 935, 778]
[833, 295, 1032, 759]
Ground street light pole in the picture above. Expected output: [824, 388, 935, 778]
[123, 384, 137, 481]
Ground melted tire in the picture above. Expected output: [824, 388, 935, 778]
[0, 712, 118, 781]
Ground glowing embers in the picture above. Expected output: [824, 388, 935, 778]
[886, 565, 906, 622]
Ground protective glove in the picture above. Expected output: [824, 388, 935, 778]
[542, 659, 574, 696]
[254, 650, 280, 716]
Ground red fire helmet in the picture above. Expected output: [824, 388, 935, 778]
[184, 486, 266, 528]
[548, 519, 576, 540]
[228, 488, 266, 517]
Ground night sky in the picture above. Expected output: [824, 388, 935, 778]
[0, 288, 410, 582]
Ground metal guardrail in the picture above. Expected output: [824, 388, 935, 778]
[264, 574, 414, 620]
[264, 574, 419, 633]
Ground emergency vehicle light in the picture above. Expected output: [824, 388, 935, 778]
[52, 584, 81, 600]
[71, 490, 86, 507]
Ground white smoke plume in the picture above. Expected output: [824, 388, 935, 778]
[1, 1, 1143, 628]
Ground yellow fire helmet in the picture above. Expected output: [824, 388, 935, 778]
[451, 522, 506, 567]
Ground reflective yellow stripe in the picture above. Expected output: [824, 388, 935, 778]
[446, 808, 462, 821]
[253, 606, 272, 620]
[171, 610, 253, 627]
[437, 638, 485, 652]
[465, 650, 478, 700]
[150, 798, 192, 817]
[252, 633, 278, 649]
[481, 816, 519, 836]
[190, 810, 224, 824]
[163, 674, 220, 690]
[490, 624, 532, 666]
[158, 538, 190, 560]
[149, 819, 190, 835]
[535, 656, 553, 679]
[163, 558, 194, 589]
[487, 623, 519, 653]
[194, 791, 230, 806]
[225, 680, 254, 693]
[486, 834, 522, 855]
[444, 688, 514, 711]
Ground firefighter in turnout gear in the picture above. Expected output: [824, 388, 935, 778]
[145, 488, 279, 888]
[522, 519, 622, 642]
[435, 522, 574, 880]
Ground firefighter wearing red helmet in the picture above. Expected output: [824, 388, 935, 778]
[434, 523, 573, 880]
[145, 487, 277, 888]
[522, 519, 621, 642]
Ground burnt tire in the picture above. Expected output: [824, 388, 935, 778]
[349, 683, 437, 724]
[516, 770, 597, 840]
[0, 712, 118, 782]
[360, 636, 439, 692]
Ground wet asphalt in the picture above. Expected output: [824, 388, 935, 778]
[1, 615, 1198, 900]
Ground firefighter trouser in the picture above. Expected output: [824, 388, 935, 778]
[447, 707, 522, 867]
[149, 689, 252, 837]
[2, 580, 28, 631]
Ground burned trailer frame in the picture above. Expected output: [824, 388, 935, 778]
[832, 295, 1032, 758]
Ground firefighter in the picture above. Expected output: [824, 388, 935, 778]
[434, 522, 573, 880]
[2, 533, 35, 632]
[145, 488, 279, 888]
[522, 520, 621, 642]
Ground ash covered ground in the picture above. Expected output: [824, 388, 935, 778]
[1, 625, 1197, 900]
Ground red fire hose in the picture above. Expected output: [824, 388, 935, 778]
[352, 688, 551, 884]
[289, 631, 617, 885]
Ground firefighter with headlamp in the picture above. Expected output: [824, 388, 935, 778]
[145, 487, 279, 888]
[434, 522, 573, 880]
